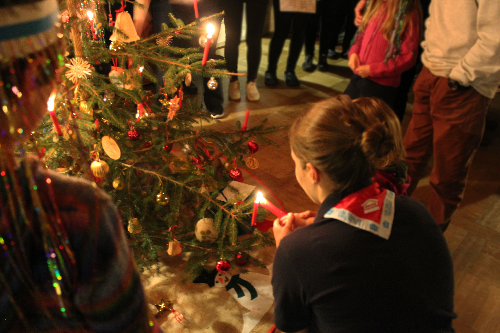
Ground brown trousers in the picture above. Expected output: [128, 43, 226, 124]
[403, 66, 491, 231]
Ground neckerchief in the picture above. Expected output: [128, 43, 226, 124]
[324, 183, 395, 239]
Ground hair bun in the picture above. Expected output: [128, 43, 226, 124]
[360, 122, 395, 164]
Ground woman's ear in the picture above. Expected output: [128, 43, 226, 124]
[306, 162, 320, 184]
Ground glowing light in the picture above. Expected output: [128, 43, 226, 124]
[139, 66, 144, 73]
[47, 90, 56, 112]
[17, 128, 23, 134]
[86, 11, 93, 20]
[11, 86, 22, 98]
[46, 178, 52, 184]
[206, 23, 215, 37]
[255, 191, 264, 204]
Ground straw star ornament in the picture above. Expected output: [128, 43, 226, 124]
[65, 57, 92, 82]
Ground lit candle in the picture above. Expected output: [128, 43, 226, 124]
[87, 11, 96, 39]
[241, 108, 250, 131]
[252, 191, 286, 226]
[193, 0, 199, 19]
[251, 198, 259, 226]
[47, 90, 63, 136]
[201, 23, 215, 67]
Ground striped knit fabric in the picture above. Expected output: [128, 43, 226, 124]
[0, 157, 162, 332]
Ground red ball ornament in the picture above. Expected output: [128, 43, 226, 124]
[216, 259, 231, 273]
[163, 144, 173, 152]
[230, 168, 242, 180]
[248, 141, 259, 153]
[234, 252, 248, 266]
[192, 156, 201, 165]
[143, 141, 152, 148]
[128, 129, 140, 140]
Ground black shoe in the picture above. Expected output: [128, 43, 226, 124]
[284, 71, 300, 87]
[264, 71, 279, 86]
[302, 55, 316, 72]
[317, 54, 329, 72]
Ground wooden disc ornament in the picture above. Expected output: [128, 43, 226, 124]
[102, 136, 122, 160]
[195, 218, 219, 243]
[245, 157, 259, 169]
[185, 72, 192, 86]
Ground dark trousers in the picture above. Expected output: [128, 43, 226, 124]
[223, 0, 268, 82]
[268, 0, 309, 73]
[403, 66, 491, 231]
[344, 75, 397, 109]
[304, 0, 336, 56]
[329, 0, 358, 54]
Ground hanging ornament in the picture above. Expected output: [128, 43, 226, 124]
[101, 136, 122, 160]
[163, 143, 173, 152]
[216, 259, 231, 273]
[90, 157, 110, 178]
[156, 192, 170, 206]
[109, 40, 123, 52]
[195, 218, 219, 243]
[112, 178, 125, 190]
[167, 225, 182, 256]
[181, 143, 193, 155]
[185, 72, 192, 87]
[248, 140, 259, 153]
[199, 35, 207, 47]
[128, 218, 142, 234]
[207, 77, 218, 90]
[128, 121, 140, 140]
[109, 66, 125, 88]
[156, 35, 173, 48]
[168, 96, 180, 120]
[191, 156, 201, 166]
[65, 57, 92, 82]
[234, 252, 249, 266]
[109, 11, 140, 43]
[224, 162, 233, 172]
[230, 168, 242, 181]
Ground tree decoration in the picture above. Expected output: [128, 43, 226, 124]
[216, 259, 231, 273]
[195, 218, 219, 243]
[128, 121, 140, 140]
[101, 136, 121, 160]
[168, 96, 180, 120]
[65, 57, 92, 82]
[181, 143, 193, 155]
[154, 299, 184, 322]
[157, 35, 173, 47]
[234, 252, 249, 266]
[230, 168, 242, 181]
[167, 225, 182, 256]
[156, 191, 170, 206]
[248, 140, 259, 153]
[109, 66, 125, 88]
[163, 143, 173, 152]
[245, 156, 259, 170]
[128, 218, 142, 234]
[112, 177, 125, 190]
[185, 72, 192, 86]
[90, 154, 110, 178]
[207, 77, 218, 90]
[109, 11, 140, 43]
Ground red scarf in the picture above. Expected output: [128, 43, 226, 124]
[324, 183, 395, 239]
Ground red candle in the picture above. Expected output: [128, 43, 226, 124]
[47, 90, 63, 136]
[193, 0, 199, 19]
[254, 191, 286, 222]
[178, 88, 182, 108]
[251, 201, 259, 226]
[201, 23, 215, 66]
[242, 108, 250, 131]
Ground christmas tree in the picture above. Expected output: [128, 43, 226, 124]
[26, 0, 278, 279]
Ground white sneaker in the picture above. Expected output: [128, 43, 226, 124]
[246, 81, 260, 101]
[228, 80, 241, 100]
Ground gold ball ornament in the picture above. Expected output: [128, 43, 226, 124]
[156, 192, 170, 206]
[207, 77, 218, 90]
[195, 218, 219, 243]
[112, 178, 125, 190]
[90, 159, 110, 178]
[128, 218, 142, 234]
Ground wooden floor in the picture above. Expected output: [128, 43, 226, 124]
[207, 38, 500, 333]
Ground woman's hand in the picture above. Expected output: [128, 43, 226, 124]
[293, 211, 317, 228]
[348, 53, 360, 71]
[273, 213, 295, 248]
[355, 64, 371, 78]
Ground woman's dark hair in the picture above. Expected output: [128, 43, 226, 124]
[290, 95, 395, 193]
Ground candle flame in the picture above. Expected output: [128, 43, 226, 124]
[255, 191, 265, 204]
[206, 23, 215, 37]
[47, 90, 57, 112]
[87, 11, 93, 20]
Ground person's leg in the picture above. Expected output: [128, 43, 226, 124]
[427, 77, 491, 231]
[266, 0, 293, 85]
[284, 13, 308, 86]
[344, 75, 363, 100]
[327, 1, 349, 59]
[403, 67, 435, 196]
[317, 1, 336, 71]
[351, 77, 397, 108]
[302, 12, 320, 72]
[223, 0, 244, 100]
[245, 0, 268, 82]
[341, 0, 358, 56]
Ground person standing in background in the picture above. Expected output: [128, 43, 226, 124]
[223, 0, 269, 102]
[264, 0, 310, 87]
[401, 0, 500, 231]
